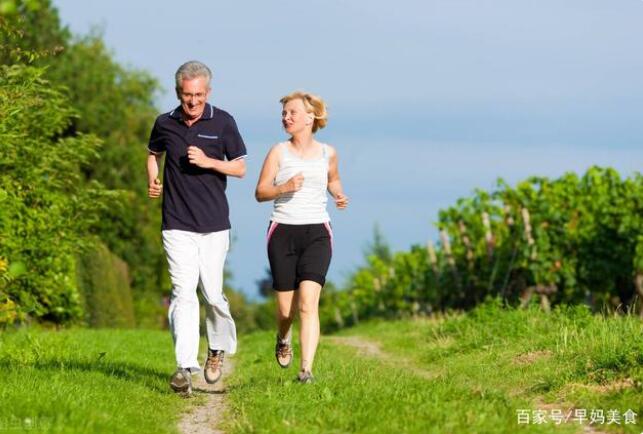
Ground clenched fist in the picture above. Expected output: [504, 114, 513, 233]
[334, 192, 349, 209]
[148, 178, 162, 198]
[187, 145, 212, 168]
[281, 172, 304, 194]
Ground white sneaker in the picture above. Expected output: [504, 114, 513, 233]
[170, 368, 192, 394]
[204, 350, 224, 384]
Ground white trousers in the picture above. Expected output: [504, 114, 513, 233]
[162, 229, 237, 372]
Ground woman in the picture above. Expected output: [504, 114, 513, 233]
[255, 91, 348, 383]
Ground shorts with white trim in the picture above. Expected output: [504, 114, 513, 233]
[266, 222, 332, 291]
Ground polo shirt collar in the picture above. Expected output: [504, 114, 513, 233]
[169, 103, 215, 121]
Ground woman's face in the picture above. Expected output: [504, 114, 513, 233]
[282, 99, 313, 135]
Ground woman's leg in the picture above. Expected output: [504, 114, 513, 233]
[275, 290, 297, 340]
[298, 280, 322, 373]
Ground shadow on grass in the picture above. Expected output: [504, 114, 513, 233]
[0, 357, 172, 394]
[192, 387, 227, 395]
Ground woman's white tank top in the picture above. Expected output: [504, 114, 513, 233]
[271, 141, 330, 224]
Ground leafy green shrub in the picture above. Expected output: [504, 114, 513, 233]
[2, 2, 168, 327]
[76, 241, 135, 328]
[0, 62, 118, 325]
[325, 168, 643, 330]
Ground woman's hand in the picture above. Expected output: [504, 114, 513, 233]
[334, 192, 349, 209]
[282, 172, 304, 194]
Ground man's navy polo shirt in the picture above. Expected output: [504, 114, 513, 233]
[148, 103, 247, 233]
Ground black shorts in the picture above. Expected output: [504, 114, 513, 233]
[267, 222, 333, 291]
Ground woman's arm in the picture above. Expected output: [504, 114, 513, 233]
[327, 146, 348, 209]
[255, 145, 303, 202]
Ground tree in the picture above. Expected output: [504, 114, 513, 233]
[364, 223, 392, 263]
[0, 59, 118, 324]
[1, 1, 166, 326]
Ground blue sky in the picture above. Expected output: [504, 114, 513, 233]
[53, 0, 643, 298]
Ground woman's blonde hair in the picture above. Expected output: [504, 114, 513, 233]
[280, 91, 328, 133]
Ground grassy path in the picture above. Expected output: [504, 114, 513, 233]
[177, 354, 233, 434]
[0, 302, 640, 433]
[223, 303, 641, 434]
[327, 335, 439, 380]
[330, 335, 610, 434]
[335, 303, 642, 434]
[223, 332, 575, 434]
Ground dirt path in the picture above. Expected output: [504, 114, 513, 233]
[177, 356, 234, 434]
[326, 335, 441, 380]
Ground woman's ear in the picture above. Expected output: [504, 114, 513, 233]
[305, 113, 314, 125]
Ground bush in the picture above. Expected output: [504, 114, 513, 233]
[2, 3, 167, 327]
[76, 241, 136, 328]
[0, 61, 118, 325]
[324, 168, 643, 329]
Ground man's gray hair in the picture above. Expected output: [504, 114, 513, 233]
[175, 60, 212, 89]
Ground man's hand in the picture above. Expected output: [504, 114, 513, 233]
[334, 192, 349, 209]
[187, 145, 212, 169]
[281, 172, 304, 194]
[148, 178, 162, 198]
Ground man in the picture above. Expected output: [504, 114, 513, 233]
[147, 60, 247, 394]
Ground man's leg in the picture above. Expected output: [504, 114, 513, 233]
[163, 230, 201, 372]
[198, 230, 237, 354]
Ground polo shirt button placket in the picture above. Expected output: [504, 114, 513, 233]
[186, 130, 197, 149]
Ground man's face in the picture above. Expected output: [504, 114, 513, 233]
[176, 76, 211, 120]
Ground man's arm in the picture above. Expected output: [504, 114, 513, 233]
[210, 156, 247, 178]
[147, 152, 163, 198]
[187, 146, 246, 178]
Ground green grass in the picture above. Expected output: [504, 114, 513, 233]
[225, 302, 642, 434]
[0, 328, 190, 434]
[1, 302, 640, 433]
